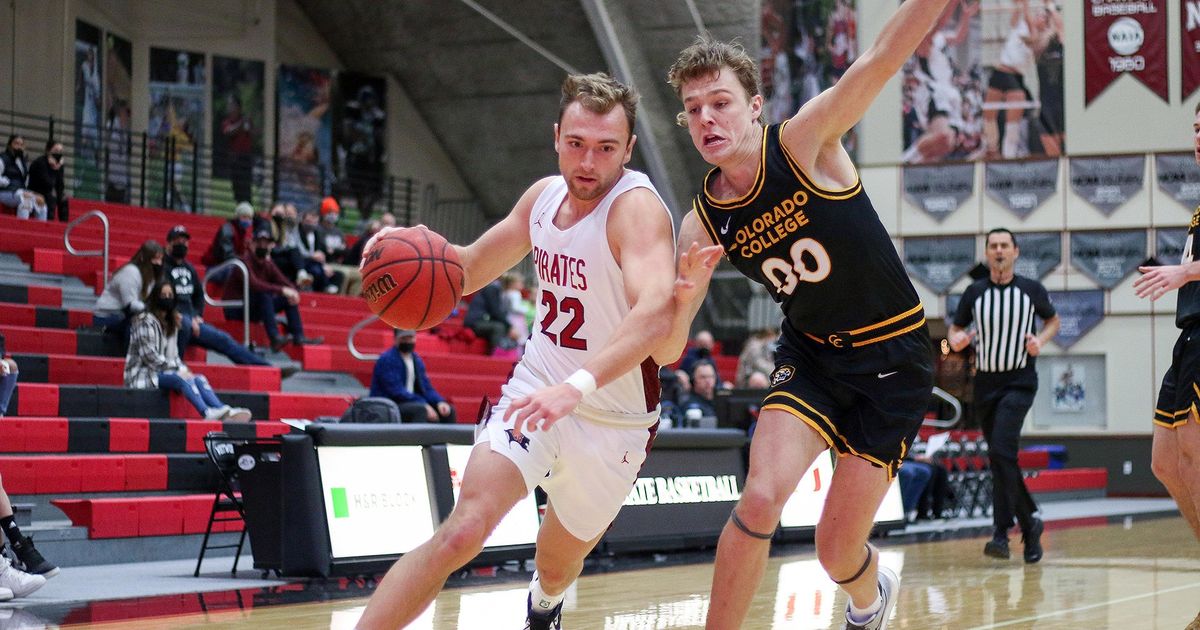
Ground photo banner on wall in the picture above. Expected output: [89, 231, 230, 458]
[903, 164, 974, 222]
[276, 65, 333, 211]
[103, 32, 131, 204]
[1155, 227, 1189, 264]
[1182, 0, 1200, 100]
[900, 0, 983, 163]
[1084, 0, 1168, 105]
[1155, 152, 1200, 211]
[981, 2, 1065, 159]
[212, 56, 265, 208]
[903, 235, 977, 294]
[1012, 232, 1062, 281]
[334, 72, 387, 220]
[148, 47, 205, 212]
[984, 160, 1059, 219]
[1069, 155, 1145, 215]
[1070, 230, 1148, 289]
[74, 20, 103, 200]
[1048, 290, 1105, 349]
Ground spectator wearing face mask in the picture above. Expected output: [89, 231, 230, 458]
[27, 140, 67, 222]
[202, 201, 265, 285]
[126, 281, 252, 421]
[0, 135, 48, 220]
[370, 329, 456, 423]
[94, 240, 164, 344]
[317, 197, 363, 295]
[222, 229, 322, 352]
[296, 209, 344, 293]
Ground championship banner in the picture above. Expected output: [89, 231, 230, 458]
[1070, 230, 1148, 289]
[1156, 152, 1200, 211]
[1085, 0, 1168, 105]
[985, 160, 1059, 219]
[903, 235, 977, 294]
[902, 164, 975, 222]
[1183, 0, 1200, 100]
[1155, 227, 1190, 264]
[1069, 155, 1145, 215]
[1012, 232, 1062, 281]
[1048, 290, 1106, 349]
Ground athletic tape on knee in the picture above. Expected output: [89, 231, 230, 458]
[831, 544, 874, 585]
[730, 509, 775, 540]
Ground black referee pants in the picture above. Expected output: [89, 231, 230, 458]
[976, 376, 1038, 538]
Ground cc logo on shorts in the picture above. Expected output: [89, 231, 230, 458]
[771, 365, 795, 387]
[827, 333, 848, 348]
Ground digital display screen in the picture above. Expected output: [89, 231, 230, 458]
[779, 450, 905, 528]
[445, 444, 540, 548]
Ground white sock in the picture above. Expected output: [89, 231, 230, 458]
[848, 592, 882, 623]
[529, 572, 564, 614]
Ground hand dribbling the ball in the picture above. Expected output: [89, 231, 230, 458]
[358, 224, 427, 273]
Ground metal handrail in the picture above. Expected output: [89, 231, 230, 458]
[348, 314, 382, 361]
[63, 210, 110, 291]
[924, 386, 963, 429]
[202, 258, 251, 347]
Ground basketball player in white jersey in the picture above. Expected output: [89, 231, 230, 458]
[356, 73, 683, 630]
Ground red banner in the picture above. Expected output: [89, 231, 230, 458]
[1184, 0, 1200, 100]
[1085, 0, 1168, 105]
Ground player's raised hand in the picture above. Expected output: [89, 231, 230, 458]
[1134, 264, 1191, 301]
[505, 383, 583, 438]
[676, 242, 723, 295]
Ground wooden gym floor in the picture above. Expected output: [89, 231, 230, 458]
[59, 515, 1200, 629]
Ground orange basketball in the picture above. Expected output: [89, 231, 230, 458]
[360, 226, 464, 330]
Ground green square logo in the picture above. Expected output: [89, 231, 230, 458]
[331, 487, 349, 518]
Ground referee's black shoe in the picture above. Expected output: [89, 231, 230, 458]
[983, 537, 1010, 560]
[1022, 518, 1044, 564]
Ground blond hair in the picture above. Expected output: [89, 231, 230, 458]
[667, 35, 763, 126]
[559, 72, 639, 138]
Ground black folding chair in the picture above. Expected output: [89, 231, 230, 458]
[194, 431, 249, 577]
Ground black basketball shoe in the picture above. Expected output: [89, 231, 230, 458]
[525, 592, 563, 630]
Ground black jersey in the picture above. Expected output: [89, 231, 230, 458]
[693, 122, 924, 349]
[1178, 206, 1200, 329]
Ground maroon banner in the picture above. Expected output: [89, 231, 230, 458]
[1085, 0, 1168, 105]
[1184, 0, 1200, 100]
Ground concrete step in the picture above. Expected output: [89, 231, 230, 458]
[0, 252, 30, 272]
[23, 519, 245, 568]
[281, 370, 367, 398]
[0, 269, 94, 294]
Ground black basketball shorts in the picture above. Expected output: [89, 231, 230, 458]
[1155, 325, 1200, 429]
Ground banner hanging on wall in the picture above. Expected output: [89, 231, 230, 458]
[902, 164, 974, 222]
[1012, 232, 1062, 281]
[1084, 0, 1168, 105]
[1155, 152, 1200, 211]
[985, 160, 1059, 219]
[277, 65, 334, 211]
[74, 20, 103, 201]
[903, 235, 977, 294]
[1048, 290, 1106, 349]
[1183, 0, 1200, 100]
[1069, 155, 1145, 215]
[103, 32, 132, 204]
[1070, 230, 1148, 289]
[1155, 227, 1190, 264]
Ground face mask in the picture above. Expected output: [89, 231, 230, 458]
[12, 149, 23, 159]
[254, 247, 270, 259]
[397, 341, 416, 353]
[170, 243, 188, 259]
[156, 294, 176, 311]
[284, 216, 298, 227]
[324, 214, 339, 225]
[238, 218, 252, 229]
[50, 153, 63, 161]
[151, 262, 163, 275]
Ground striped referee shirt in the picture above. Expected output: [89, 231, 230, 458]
[953, 276, 1056, 373]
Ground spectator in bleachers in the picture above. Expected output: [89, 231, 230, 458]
[464, 277, 516, 355]
[270, 203, 305, 284]
[500, 272, 531, 347]
[94, 240, 163, 343]
[369, 329, 457, 423]
[27, 140, 67, 222]
[0, 476, 57, 579]
[0, 334, 15, 418]
[658, 366, 688, 427]
[222, 229, 322, 352]
[319, 197, 363, 296]
[681, 360, 720, 420]
[0, 135, 48, 220]
[679, 329, 715, 376]
[344, 213, 395, 268]
[297, 209, 344, 293]
[163, 225, 287, 373]
[201, 201, 261, 286]
[736, 328, 777, 388]
[126, 281, 251, 421]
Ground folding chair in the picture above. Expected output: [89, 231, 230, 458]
[194, 431, 249, 577]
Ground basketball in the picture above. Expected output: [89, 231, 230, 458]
[360, 226, 464, 330]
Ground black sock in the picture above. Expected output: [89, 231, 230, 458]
[0, 515, 23, 545]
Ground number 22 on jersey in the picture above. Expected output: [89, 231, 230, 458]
[540, 290, 587, 350]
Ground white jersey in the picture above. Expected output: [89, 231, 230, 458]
[999, 18, 1033, 70]
[519, 170, 670, 428]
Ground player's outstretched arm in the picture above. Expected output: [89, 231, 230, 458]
[453, 177, 552, 295]
[1134, 262, 1200, 301]
[784, 0, 954, 156]
[656, 210, 722, 364]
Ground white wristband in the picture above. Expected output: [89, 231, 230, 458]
[563, 369, 597, 396]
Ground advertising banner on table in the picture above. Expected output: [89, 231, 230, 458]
[1084, 0, 1168, 105]
[74, 20, 103, 200]
[1156, 227, 1190, 263]
[900, 0, 982, 163]
[1070, 230, 1147, 289]
[903, 164, 975, 222]
[1182, 0, 1200, 100]
[277, 64, 333, 211]
[1069, 155, 1145, 215]
[1012, 232, 1062, 281]
[1048, 290, 1106, 348]
[985, 160, 1059, 219]
[1156, 152, 1200, 211]
[903, 235, 977, 294]
[103, 32, 132, 204]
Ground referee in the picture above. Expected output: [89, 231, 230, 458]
[949, 228, 1060, 563]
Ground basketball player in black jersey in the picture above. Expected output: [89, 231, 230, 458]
[663, 3, 952, 628]
[1133, 102, 1200, 630]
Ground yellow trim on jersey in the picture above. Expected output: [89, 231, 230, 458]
[763, 391, 896, 473]
[847, 303, 924, 336]
[701, 126, 769, 210]
[776, 120, 862, 201]
[852, 318, 927, 348]
[762, 404, 835, 449]
[692, 196, 724, 250]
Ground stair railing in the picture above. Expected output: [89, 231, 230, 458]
[63, 210, 110, 291]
